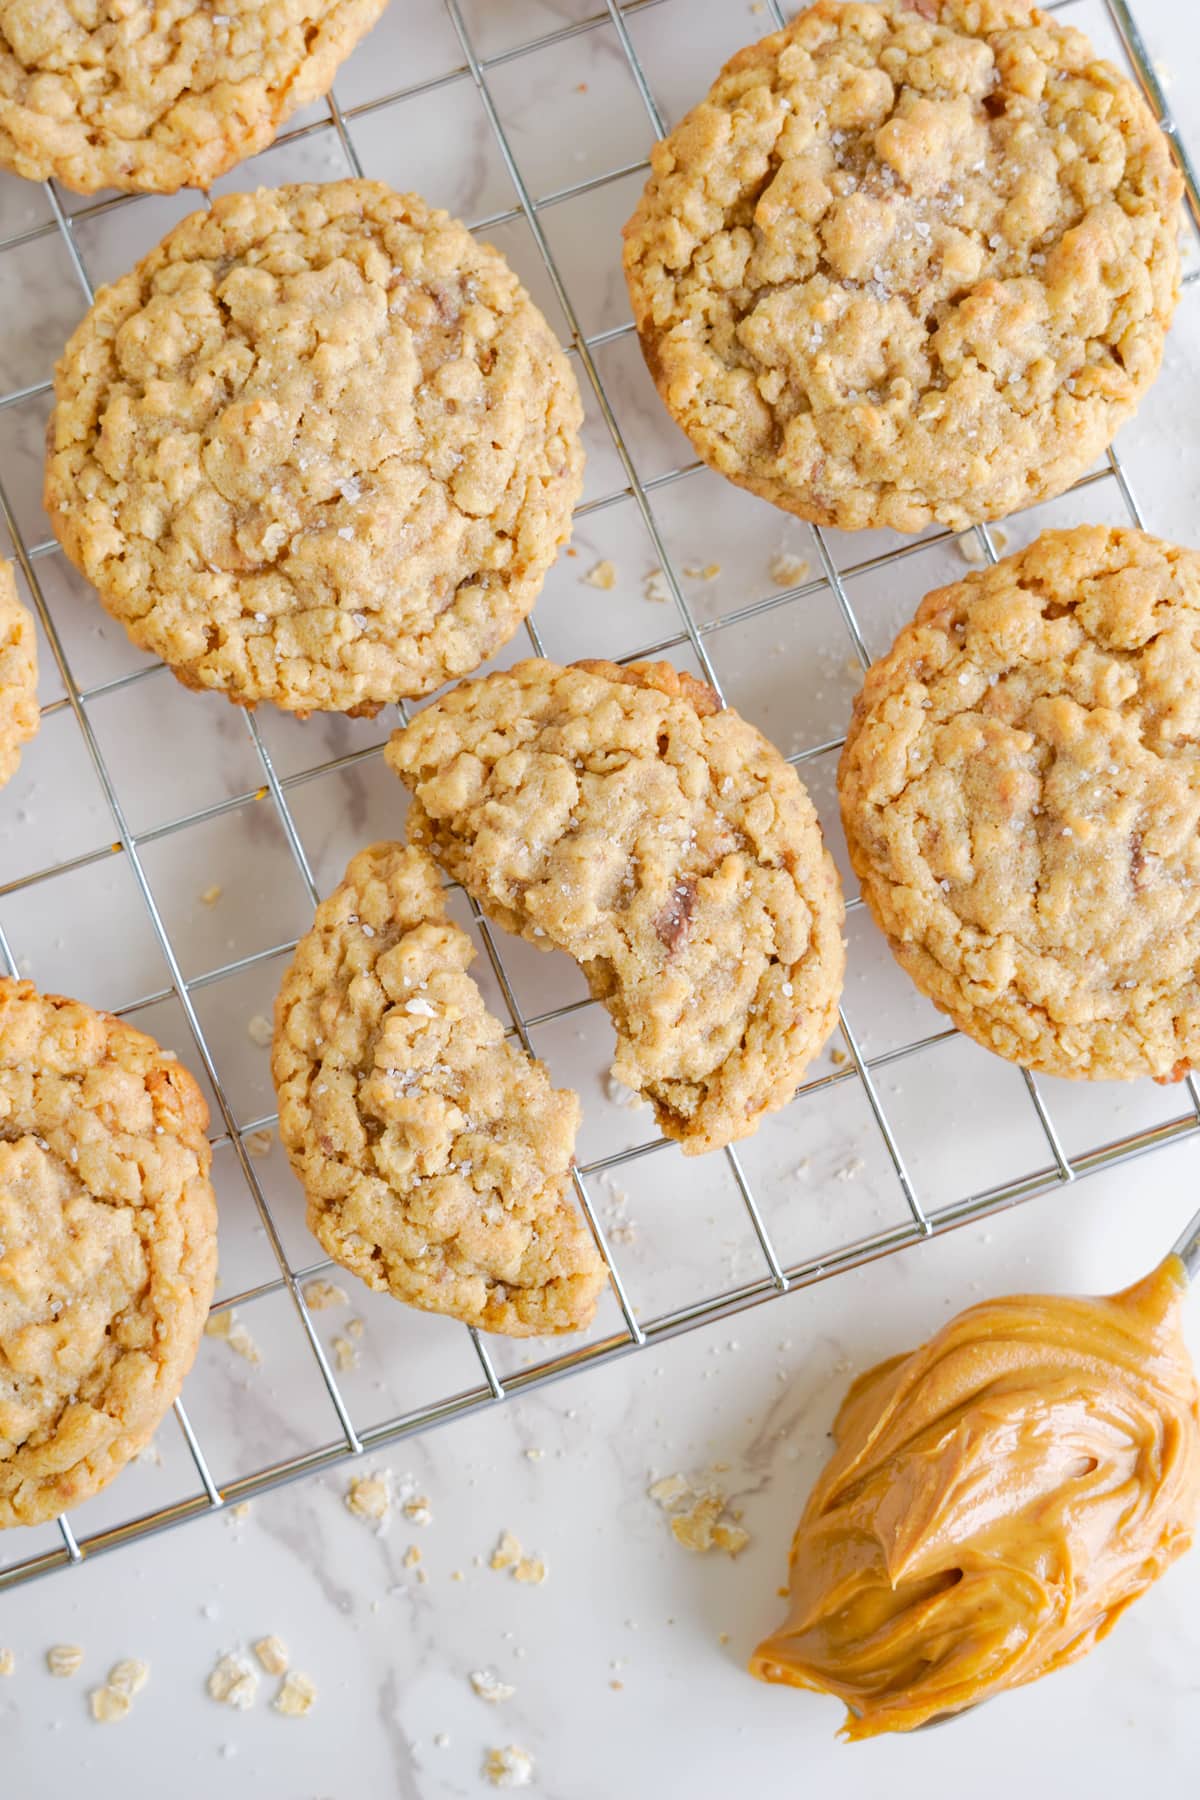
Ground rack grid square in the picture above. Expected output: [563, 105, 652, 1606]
[0, 0, 1197, 1591]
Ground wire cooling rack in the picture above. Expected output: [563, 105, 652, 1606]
[1, 0, 1198, 1592]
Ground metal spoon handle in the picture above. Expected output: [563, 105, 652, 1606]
[1171, 1204, 1200, 1281]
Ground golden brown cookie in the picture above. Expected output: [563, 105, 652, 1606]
[272, 842, 606, 1337]
[0, 557, 37, 790]
[0, 0, 388, 195]
[387, 659, 846, 1155]
[623, 0, 1181, 533]
[45, 181, 584, 716]
[0, 980, 217, 1529]
[839, 526, 1200, 1081]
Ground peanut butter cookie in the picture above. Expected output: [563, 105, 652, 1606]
[0, 558, 37, 790]
[272, 842, 606, 1337]
[387, 659, 846, 1155]
[0, 0, 388, 194]
[839, 526, 1200, 1081]
[623, 0, 1181, 533]
[0, 980, 217, 1528]
[45, 181, 584, 716]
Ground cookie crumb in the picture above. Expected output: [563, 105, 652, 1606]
[647, 1474, 750, 1558]
[205, 1309, 261, 1364]
[252, 1636, 288, 1677]
[345, 1470, 392, 1526]
[403, 1545, 422, 1571]
[332, 1334, 358, 1371]
[273, 1671, 317, 1717]
[768, 551, 810, 587]
[433, 1731, 451, 1748]
[46, 1645, 83, 1678]
[834, 1156, 865, 1182]
[207, 1651, 258, 1710]
[402, 1494, 433, 1526]
[199, 884, 223, 907]
[229, 1501, 252, 1523]
[245, 1126, 274, 1158]
[484, 1745, 534, 1788]
[955, 531, 987, 565]
[346, 1316, 364, 1341]
[682, 562, 721, 581]
[644, 567, 672, 604]
[247, 1013, 273, 1047]
[513, 1556, 547, 1586]
[302, 1278, 348, 1311]
[523, 1447, 544, 1462]
[830, 1046, 848, 1066]
[470, 1668, 516, 1703]
[583, 560, 617, 590]
[489, 1529, 522, 1572]
[0, 1650, 12, 1677]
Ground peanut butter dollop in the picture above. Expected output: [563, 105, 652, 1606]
[750, 1256, 1200, 1738]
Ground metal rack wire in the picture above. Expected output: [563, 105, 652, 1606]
[0, 0, 1197, 1591]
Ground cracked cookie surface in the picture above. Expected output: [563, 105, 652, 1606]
[839, 526, 1200, 1080]
[0, 0, 388, 194]
[272, 842, 605, 1337]
[45, 181, 584, 715]
[387, 659, 845, 1155]
[0, 558, 37, 791]
[0, 980, 217, 1528]
[623, 0, 1180, 533]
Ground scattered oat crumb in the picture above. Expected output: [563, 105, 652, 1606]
[332, 1334, 358, 1371]
[991, 527, 1009, 552]
[768, 551, 810, 586]
[955, 531, 987, 565]
[583, 559, 616, 590]
[199, 884, 222, 907]
[108, 1659, 149, 1698]
[834, 1156, 866, 1182]
[610, 1678, 624, 1691]
[0, 1650, 14, 1677]
[46, 1645, 83, 1679]
[207, 1651, 258, 1711]
[830, 1046, 848, 1066]
[484, 1745, 534, 1789]
[302, 1279, 348, 1311]
[470, 1668, 516, 1704]
[682, 562, 721, 581]
[403, 1545, 422, 1570]
[451, 1569, 465, 1583]
[513, 1556, 547, 1586]
[229, 1501, 252, 1523]
[245, 1126, 273, 1158]
[346, 1316, 364, 1341]
[523, 1448, 544, 1463]
[89, 1685, 131, 1723]
[648, 1474, 750, 1558]
[253, 1637, 288, 1677]
[273, 1671, 317, 1717]
[402, 1494, 433, 1526]
[205, 1309, 261, 1365]
[718, 1631, 731, 1645]
[490, 1529, 522, 1572]
[247, 1013, 273, 1047]
[345, 1471, 392, 1526]
[644, 567, 672, 604]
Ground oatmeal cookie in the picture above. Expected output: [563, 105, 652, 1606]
[0, 0, 388, 195]
[387, 659, 845, 1155]
[623, 0, 1181, 533]
[839, 526, 1200, 1080]
[0, 558, 37, 790]
[45, 181, 584, 715]
[272, 842, 606, 1336]
[0, 980, 217, 1528]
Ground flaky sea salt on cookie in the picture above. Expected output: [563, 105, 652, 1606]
[387, 659, 846, 1155]
[0, 558, 37, 791]
[272, 843, 605, 1337]
[839, 526, 1200, 1081]
[0, 0, 388, 194]
[0, 981, 217, 1528]
[623, 0, 1181, 533]
[45, 180, 584, 717]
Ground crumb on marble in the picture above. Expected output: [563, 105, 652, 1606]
[647, 1474, 750, 1558]
[829, 1046, 848, 1066]
[402, 1494, 433, 1526]
[346, 1316, 364, 1341]
[229, 1501, 252, 1523]
[89, 1685, 131, 1723]
[484, 1744, 534, 1789]
[302, 1278, 349, 1311]
[768, 551, 810, 587]
[403, 1545, 422, 1571]
[247, 1013, 273, 1047]
[199, 884, 223, 907]
[345, 1470, 392, 1527]
[273, 1671, 317, 1717]
[46, 1645, 83, 1678]
[643, 568, 672, 605]
[955, 531, 987, 565]
[332, 1334, 358, 1371]
[0, 1650, 14, 1677]
[489, 1529, 522, 1572]
[682, 562, 721, 581]
[253, 1636, 288, 1677]
[583, 559, 617, 590]
[207, 1651, 258, 1711]
[513, 1556, 547, 1586]
[205, 1309, 261, 1365]
[470, 1668, 516, 1704]
[245, 1126, 274, 1158]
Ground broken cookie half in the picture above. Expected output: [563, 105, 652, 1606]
[272, 842, 606, 1336]
[386, 658, 845, 1155]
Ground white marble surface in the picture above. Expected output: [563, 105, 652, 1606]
[1, 1, 1199, 1795]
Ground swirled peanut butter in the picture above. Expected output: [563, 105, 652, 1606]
[750, 1257, 1200, 1738]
